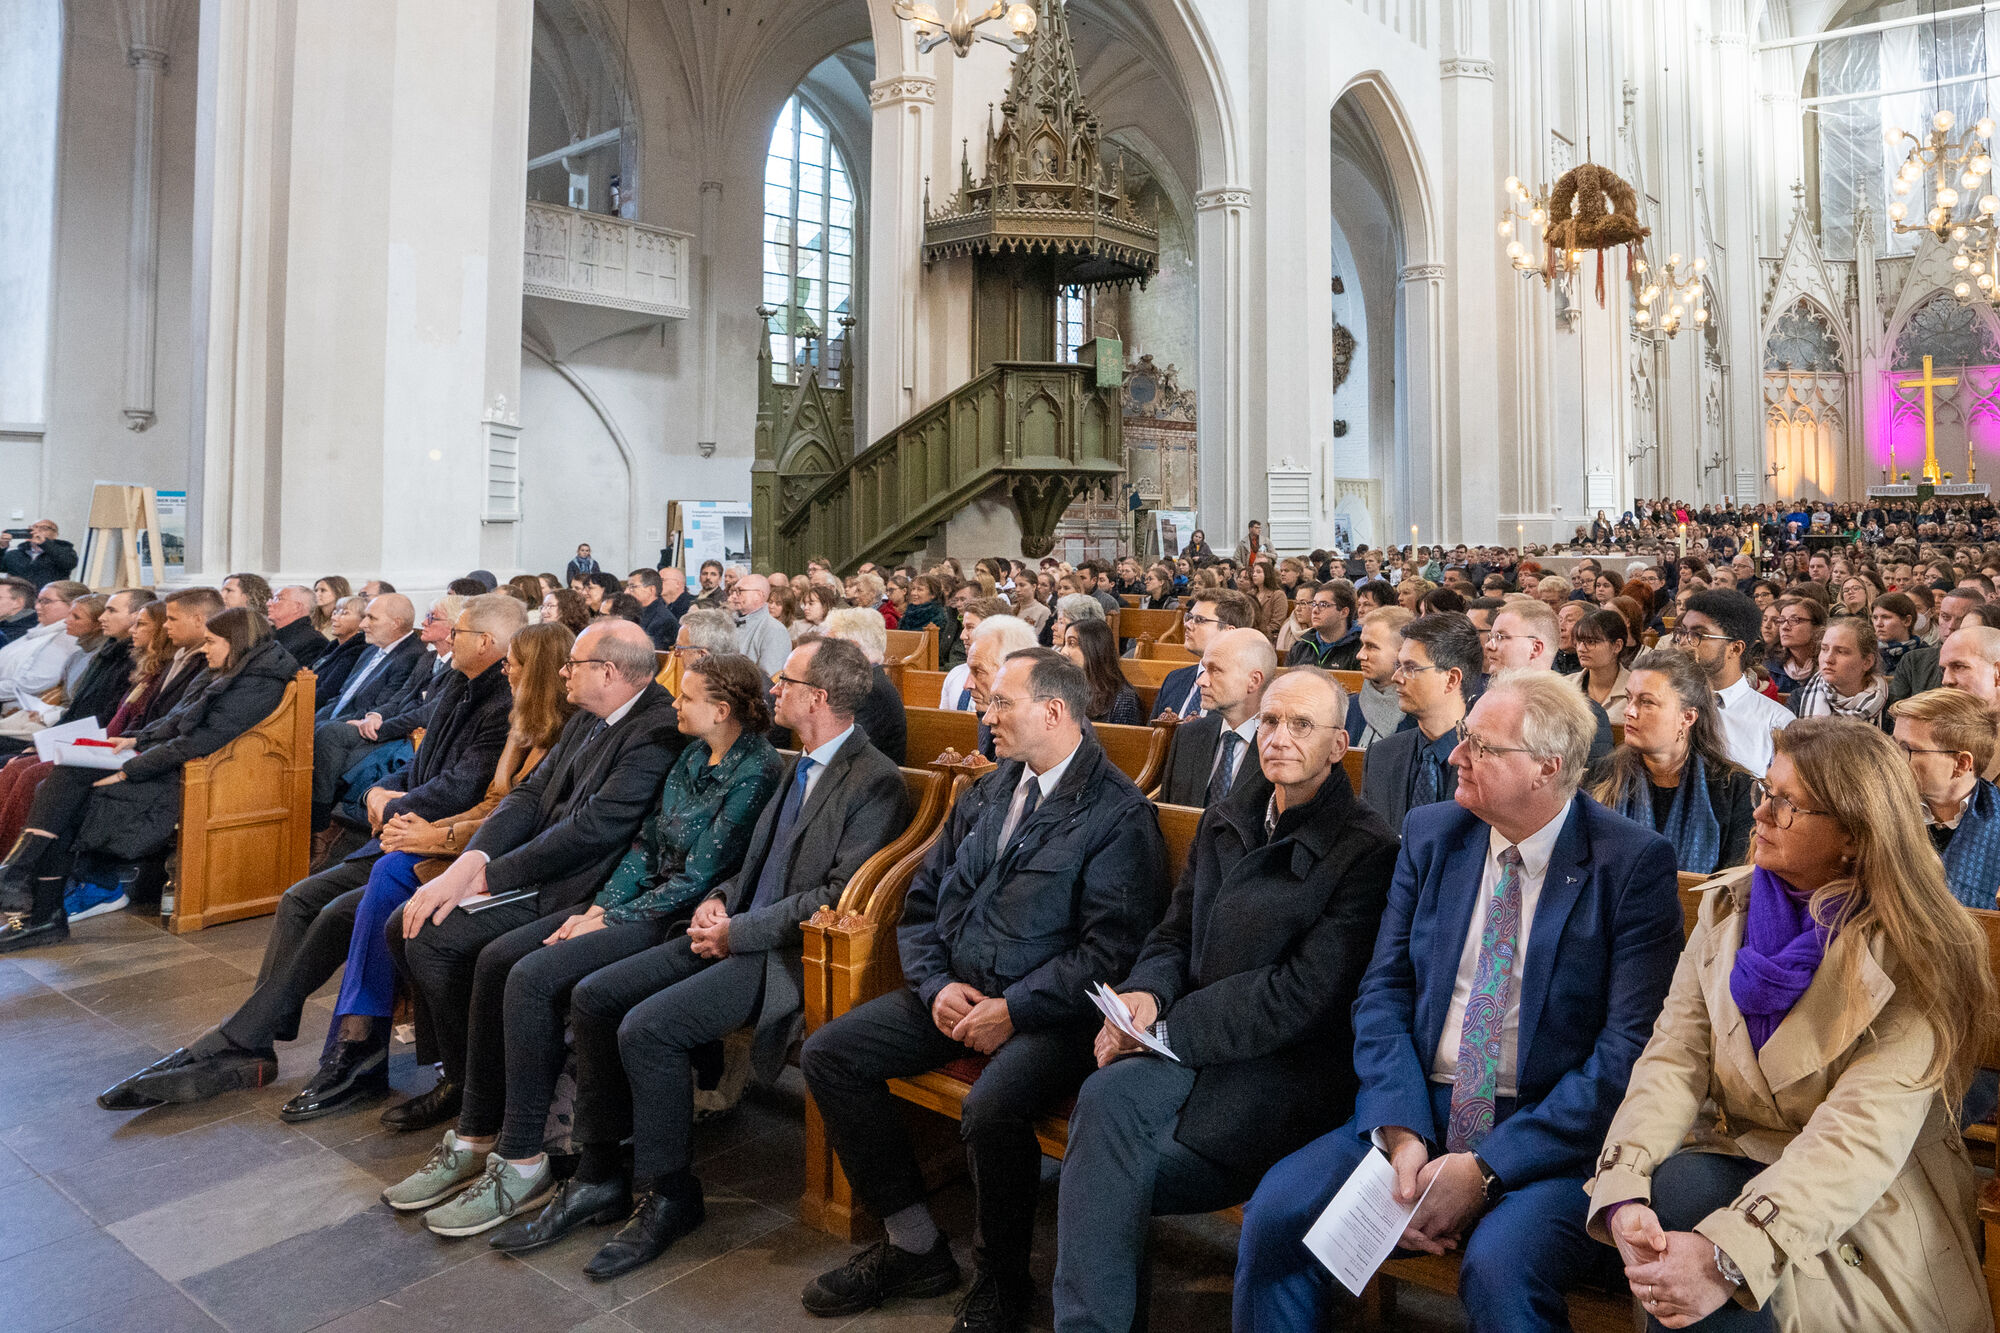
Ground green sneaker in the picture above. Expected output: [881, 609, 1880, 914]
[423, 1154, 554, 1237]
[381, 1131, 487, 1212]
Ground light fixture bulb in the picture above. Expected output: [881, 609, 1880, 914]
[1692, 256, 1707, 274]
[1504, 176, 1522, 195]
[1894, 178, 1913, 196]
[1530, 207, 1546, 226]
[1981, 118, 1997, 139]
[1635, 309, 1651, 325]
[1958, 280, 1975, 299]
[1976, 155, 1994, 175]
[1983, 272, 1997, 290]
[1007, 1, 1036, 36]
[1937, 108, 1958, 131]
[1954, 226, 1969, 241]
[1505, 240, 1525, 258]
[1635, 259, 1648, 275]
[1939, 186, 1961, 209]
[1983, 194, 2000, 214]
[1694, 307, 1709, 323]
[1956, 252, 1972, 270]
[912, 0, 940, 21]
[1932, 206, 1949, 225]
[1886, 125, 1905, 145]
[1890, 201, 1908, 220]
[1498, 219, 1513, 236]
[1668, 252, 1682, 267]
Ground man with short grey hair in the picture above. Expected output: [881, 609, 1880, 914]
[729, 573, 792, 675]
[676, 609, 740, 658]
[1237, 668, 1682, 1331]
[267, 585, 328, 668]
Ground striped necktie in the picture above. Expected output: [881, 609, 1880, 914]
[1445, 845, 1525, 1153]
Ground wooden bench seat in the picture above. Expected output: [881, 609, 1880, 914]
[885, 625, 940, 671]
[169, 669, 317, 932]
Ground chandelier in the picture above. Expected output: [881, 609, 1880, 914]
[1882, 109, 2000, 307]
[1499, 176, 1587, 303]
[1631, 250, 1709, 338]
[893, 0, 1038, 57]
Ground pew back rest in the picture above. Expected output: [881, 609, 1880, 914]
[905, 707, 980, 767]
[1119, 608, 1183, 646]
[884, 626, 940, 671]
[891, 666, 953, 710]
[1094, 721, 1171, 791]
[172, 669, 317, 933]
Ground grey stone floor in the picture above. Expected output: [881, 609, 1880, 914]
[0, 909, 1469, 1333]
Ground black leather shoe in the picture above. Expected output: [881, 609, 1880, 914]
[488, 1175, 633, 1254]
[0, 912, 67, 954]
[950, 1268, 1032, 1333]
[98, 1048, 200, 1110]
[583, 1186, 705, 1281]
[0, 862, 35, 915]
[126, 1046, 278, 1104]
[800, 1233, 961, 1317]
[278, 1038, 389, 1122]
[380, 1077, 460, 1131]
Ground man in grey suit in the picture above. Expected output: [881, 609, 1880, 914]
[1361, 611, 1482, 829]
[1155, 629, 1276, 808]
[491, 635, 910, 1277]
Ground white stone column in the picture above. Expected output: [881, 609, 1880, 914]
[119, 0, 185, 433]
[1439, 49, 1500, 543]
[1194, 185, 1252, 536]
[1398, 263, 1446, 541]
[863, 71, 936, 444]
[188, 0, 533, 586]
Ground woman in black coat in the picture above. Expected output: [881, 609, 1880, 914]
[0, 607, 298, 950]
[310, 596, 370, 701]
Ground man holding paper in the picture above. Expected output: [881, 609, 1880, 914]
[1052, 669, 1399, 1333]
[1234, 670, 1683, 1332]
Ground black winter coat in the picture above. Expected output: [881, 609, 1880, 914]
[310, 636, 367, 703]
[64, 637, 134, 729]
[76, 638, 300, 859]
[1120, 763, 1399, 1173]
[354, 658, 514, 854]
[273, 617, 329, 670]
[897, 734, 1166, 1031]
[1, 539, 77, 588]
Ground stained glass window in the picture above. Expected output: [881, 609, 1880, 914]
[765, 97, 855, 382]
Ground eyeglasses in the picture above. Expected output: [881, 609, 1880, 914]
[772, 672, 822, 693]
[447, 626, 489, 641]
[1485, 630, 1533, 647]
[1309, 600, 1338, 612]
[985, 693, 1055, 714]
[1893, 741, 1964, 758]
[1182, 612, 1221, 629]
[560, 657, 615, 673]
[1752, 781, 1833, 829]
[1669, 625, 1734, 645]
[1459, 730, 1537, 762]
[1255, 712, 1342, 739]
[1390, 661, 1444, 681]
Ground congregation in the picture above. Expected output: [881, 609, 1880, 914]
[7, 515, 2000, 1333]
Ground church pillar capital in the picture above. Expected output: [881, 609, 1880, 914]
[1401, 263, 1447, 285]
[869, 74, 937, 108]
[1439, 57, 1495, 81]
[1194, 185, 1253, 213]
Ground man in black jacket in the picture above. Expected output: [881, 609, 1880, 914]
[266, 585, 328, 670]
[624, 568, 681, 651]
[800, 649, 1165, 1332]
[1285, 581, 1363, 670]
[1887, 584, 1982, 717]
[0, 520, 78, 589]
[93, 594, 525, 1111]
[492, 636, 910, 1273]
[1052, 670, 1399, 1333]
[1362, 612, 1483, 829]
[1155, 628, 1274, 808]
[386, 619, 683, 1128]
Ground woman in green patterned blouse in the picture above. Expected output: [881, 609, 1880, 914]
[433, 652, 782, 1201]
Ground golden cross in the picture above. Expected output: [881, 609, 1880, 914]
[1898, 354, 1958, 484]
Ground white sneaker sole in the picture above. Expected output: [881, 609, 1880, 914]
[69, 894, 129, 922]
[423, 1178, 556, 1237]
[383, 1172, 483, 1212]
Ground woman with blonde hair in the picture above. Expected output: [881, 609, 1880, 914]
[1588, 718, 1995, 1331]
[312, 576, 353, 634]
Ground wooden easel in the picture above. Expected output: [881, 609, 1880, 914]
[82, 484, 164, 590]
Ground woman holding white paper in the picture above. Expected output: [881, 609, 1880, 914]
[0, 606, 299, 950]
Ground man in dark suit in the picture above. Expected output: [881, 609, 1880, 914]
[565, 543, 600, 586]
[389, 619, 683, 1129]
[0, 577, 35, 645]
[1363, 612, 1483, 828]
[624, 567, 681, 650]
[95, 594, 525, 1112]
[1156, 628, 1274, 808]
[1054, 670, 1400, 1332]
[308, 593, 426, 844]
[1151, 589, 1261, 720]
[800, 650, 1165, 1330]
[492, 637, 910, 1274]
[266, 585, 328, 670]
[1236, 671, 1683, 1332]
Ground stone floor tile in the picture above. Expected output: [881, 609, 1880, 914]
[10, 930, 196, 989]
[4, 1076, 253, 1174]
[0, 1175, 100, 1261]
[108, 1148, 386, 1281]
[177, 1206, 461, 1333]
[614, 1219, 871, 1333]
[0, 1225, 183, 1333]
[309, 1248, 607, 1331]
[49, 1110, 312, 1225]
[48, 1286, 225, 1333]
[512, 1187, 794, 1312]
[65, 957, 257, 1020]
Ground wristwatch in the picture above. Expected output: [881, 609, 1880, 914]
[1713, 1244, 1744, 1288]
[1471, 1154, 1503, 1203]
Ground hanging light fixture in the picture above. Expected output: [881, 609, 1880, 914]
[1630, 249, 1710, 338]
[1884, 110, 2000, 307]
[894, 0, 1038, 57]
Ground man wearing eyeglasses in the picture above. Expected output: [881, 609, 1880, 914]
[1150, 590, 1260, 721]
[1887, 585, 1983, 713]
[1485, 600, 1615, 764]
[1239, 671, 1682, 1333]
[1676, 589, 1794, 779]
[1888, 687, 2000, 908]
[800, 649, 1164, 1330]
[98, 594, 526, 1114]
[1055, 669, 1399, 1333]
[1363, 612, 1484, 828]
[1286, 581, 1362, 670]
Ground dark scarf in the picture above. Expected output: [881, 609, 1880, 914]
[1729, 867, 1838, 1051]
[1616, 752, 1723, 874]
[1941, 780, 2000, 910]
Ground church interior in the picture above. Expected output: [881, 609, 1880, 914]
[11, 1, 2000, 1331]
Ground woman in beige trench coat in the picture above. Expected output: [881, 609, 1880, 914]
[1585, 717, 1995, 1331]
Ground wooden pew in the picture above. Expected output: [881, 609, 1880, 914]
[884, 625, 940, 671]
[890, 666, 953, 711]
[1329, 669, 1364, 696]
[906, 707, 979, 766]
[1119, 594, 1142, 608]
[1119, 607, 1183, 648]
[1138, 641, 1198, 664]
[169, 670, 317, 933]
[1119, 658, 1185, 716]
[798, 788, 1204, 1238]
[1095, 721, 1172, 791]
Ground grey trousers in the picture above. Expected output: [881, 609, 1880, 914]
[195, 858, 374, 1056]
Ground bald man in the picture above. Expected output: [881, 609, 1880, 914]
[310, 594, 424, 850]
[728, 573, 791, 675]
[1941, 627, 2000, 779]
[1157, 628, 1278, 808]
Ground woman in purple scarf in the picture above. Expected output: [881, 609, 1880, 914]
[1583, 718, 1994, 1331]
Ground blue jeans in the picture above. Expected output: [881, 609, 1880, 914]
[331, 851, 424, 1020]
[1234, 1082, 1613, 1333]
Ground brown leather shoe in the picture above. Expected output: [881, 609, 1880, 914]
[308, 827, 341, 871]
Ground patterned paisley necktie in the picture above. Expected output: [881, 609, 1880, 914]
[1445, 845, 1524, 1154]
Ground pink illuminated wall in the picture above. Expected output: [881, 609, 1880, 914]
[1876, 365, 2000, 481]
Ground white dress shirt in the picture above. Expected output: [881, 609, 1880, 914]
[939, 663, 974, 711]
[1206, 713, 1260, 791]
[1430, 802, 1572, 1097]
[998, 738, 1080, 847]
[1712, 673, 1795, 779]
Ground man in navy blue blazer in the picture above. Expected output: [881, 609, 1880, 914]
[1234, 670, 1683, 1332]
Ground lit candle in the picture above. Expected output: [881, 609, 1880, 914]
[1677, 521, 1687, 558]
[1517, 522, 1524, 555]
[1410, 523, 1419, 552]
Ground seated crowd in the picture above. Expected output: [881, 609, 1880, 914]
[6, 517, 2000, 1333]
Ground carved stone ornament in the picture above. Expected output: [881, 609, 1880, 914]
[869, 74, 936, 108]
[1120, 354, 1196, 422]
[1331, 322, 1357, 393]
[1194, 186, 1252, 212]
[922, 0, 1159, 288]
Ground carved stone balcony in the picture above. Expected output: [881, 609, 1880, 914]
[523, 201, 693, 319]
